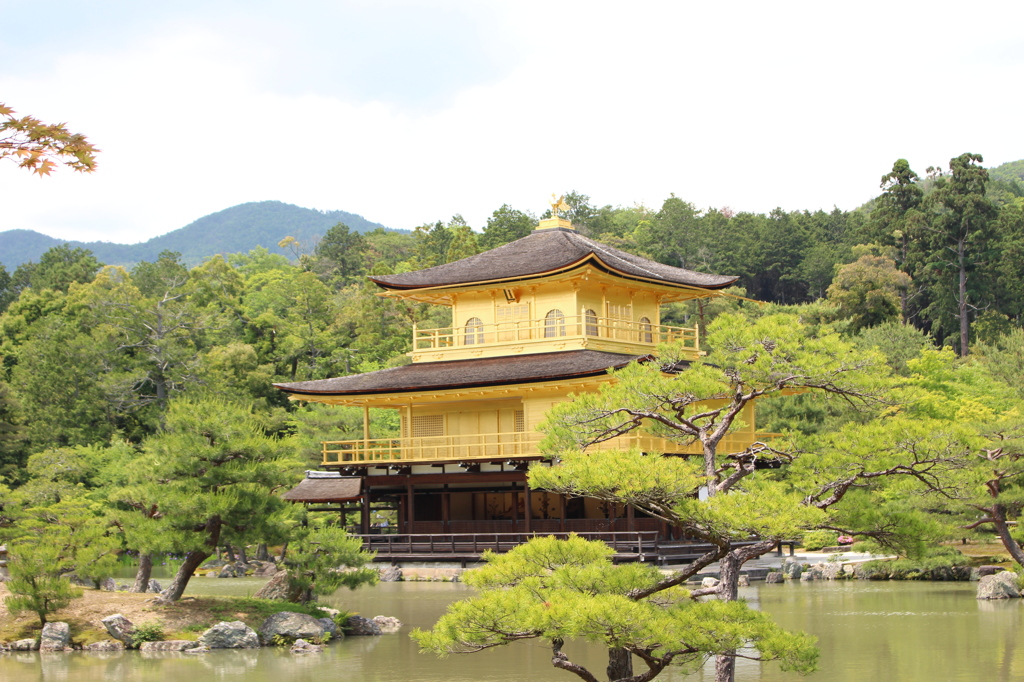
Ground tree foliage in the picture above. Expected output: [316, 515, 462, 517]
[414, 535, 817, 682]
[0, 102, 98, 176]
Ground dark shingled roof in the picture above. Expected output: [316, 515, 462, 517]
[282, 476, 362, 502]
[369, 227, 737, 290]
[275, 350, 646, 397]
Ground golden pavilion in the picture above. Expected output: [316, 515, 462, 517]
[276, 211, 769, 562]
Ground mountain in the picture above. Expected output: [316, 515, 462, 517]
[0, 201, 397, 269]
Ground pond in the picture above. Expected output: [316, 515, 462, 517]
[2, 579, 1022, 681]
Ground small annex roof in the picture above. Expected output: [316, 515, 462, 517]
[368, 227, 737, 291]
[274, 349, 646, 398]
[282, 472, 362, 503]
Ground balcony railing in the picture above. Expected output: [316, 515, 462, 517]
[413, 314, 699, 353]
[323, 431, 544, 465]
[321, 430, 779, 465]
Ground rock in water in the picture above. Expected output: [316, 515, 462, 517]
[84, 640, 125, 652]
[139, 640, 201, 651]
[199, 621, 260, 649]
[977, 572, 1021, 599]
[701, 577, 719, 588]
[101, 614, 136, 645]
[765, 572, 784, 584]
[147, 579, 162, 593]
[39, 622, 71, 652]
[290, 638, 323, 654]
[372, 616, 402, 633]
[11, 639, 39, 651]
[258, 612, 325, 645]
[346, 615, 382, 636]
[978, 565, 1004, 577]
[378, 565, 403, 582]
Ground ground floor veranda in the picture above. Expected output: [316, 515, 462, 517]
[291, 464, 765, 564]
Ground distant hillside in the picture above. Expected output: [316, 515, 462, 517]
[989, 159, 1024, 185]
[0, 201, 397, 269]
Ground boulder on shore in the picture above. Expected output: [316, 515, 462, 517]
[258, 611, 325, 645]
[147, 579, 163, 593]
[765, 572, 784, 584]
[101, 614, 136, 645]
[977, 572, 1021, 599]
[252, 570, 302, 601]
[11, 638, 39, 651]
[318, 618, 340, 639]
[199, 621, 260, 649]
[39, 622, 71, 652]
[978, 565, 1005, 578]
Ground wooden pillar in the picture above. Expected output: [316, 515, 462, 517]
[524, 486, 532, 533]
[626, 503, 635, 532]
[559, 494, 566, 532]
[406, 482, 414, 532]
[362, 404, 370, 455]
[511, 487, 519, 532]
[442, 485, 450, 533]
[360, 489, 370, 534]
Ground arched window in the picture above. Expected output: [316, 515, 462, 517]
[464, 317, 484, 345]
[584, 309, 598, 336]
[544, 309, 566, 338]
[639, 316, 653, 343]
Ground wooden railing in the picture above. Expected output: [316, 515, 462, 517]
[321, 430, 781, 465]
[358, 531, 660, 558]
[413, 314, 699, 352]
[322, 431, 544, 464]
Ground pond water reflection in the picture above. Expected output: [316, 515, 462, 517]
[2, 580, 1022, 681]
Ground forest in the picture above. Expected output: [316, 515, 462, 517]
[3, 152, 1024, 629]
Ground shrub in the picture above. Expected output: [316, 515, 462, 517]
[801, 531, 839, 551]
[130, 622, 165, 648]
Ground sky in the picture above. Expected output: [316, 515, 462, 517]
[2, 0, 1023, 244]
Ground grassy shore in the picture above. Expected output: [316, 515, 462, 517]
[0, 582, 328, 646]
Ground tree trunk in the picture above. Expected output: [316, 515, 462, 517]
[607, 647, 633, 680]
[713, 551, 743, 682]
[992, 505, 1024, 566]
[237, 544, 249, 564]
[131, 553, 153, 593]
[161, 549, 212, 602]
[255, 543, 271, 562]
[279, 542, 289, 563]
[162, 516, 222, 602]
[223, 543, 237, 562]
[958, 239, 969, 357]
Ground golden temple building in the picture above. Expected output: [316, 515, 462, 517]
[276, 213, 771, 563]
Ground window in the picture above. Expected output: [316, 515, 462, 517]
[639, 316, 653, 343]
[544, 309, 566, 338]
[464, 317, 484, 345]
[411, 414, 444, 437]
[606, 303, 632, 340]
[584, 308, 598, 336]
[497, 303, 530, 341]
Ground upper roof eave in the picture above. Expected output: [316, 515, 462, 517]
[368, 229, 737, 292]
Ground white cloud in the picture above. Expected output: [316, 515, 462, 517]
[2, 1, 1023, 245]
